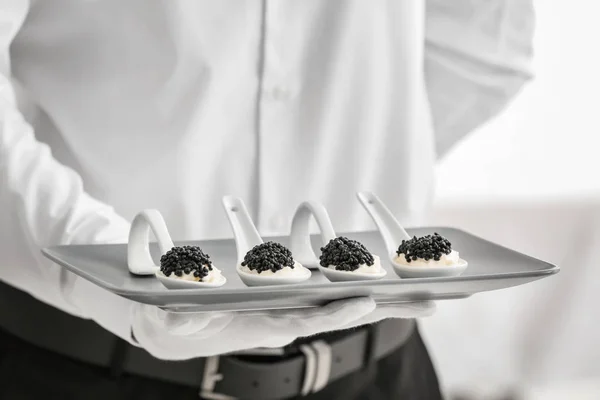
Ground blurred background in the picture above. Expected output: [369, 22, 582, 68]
[421, 1, 600, 399]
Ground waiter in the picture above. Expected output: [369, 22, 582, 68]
[0, 1, 534, 399]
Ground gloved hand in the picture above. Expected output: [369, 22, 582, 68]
[131, 298, 435, 360]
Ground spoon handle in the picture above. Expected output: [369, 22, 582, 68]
[289, 201, 337, 268]
[128, 209, 175, 275]
[356, 192, 411, 256]
[222, 196, 263, 264]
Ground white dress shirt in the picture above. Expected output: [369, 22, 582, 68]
[0, 0, 534, 354]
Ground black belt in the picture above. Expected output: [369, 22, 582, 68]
[0, 281, 414, 399]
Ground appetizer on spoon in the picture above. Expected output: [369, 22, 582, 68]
[127, 209, 226, 288]
[290, 201, 386, 282]
[222, 196, 311, 286]
[156, 245, 226, 289]
[356, 192, 467, 278]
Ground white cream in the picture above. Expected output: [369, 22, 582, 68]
[202, 267, 223, 282]
[394, 250, 460, 267]
[240, 264, 303, 276]
[328, 255, 382, 274]
[172, 266, 223, 282]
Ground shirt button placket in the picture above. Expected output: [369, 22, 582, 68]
[257, 0, 292, 234]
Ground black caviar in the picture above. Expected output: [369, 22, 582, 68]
[160, 245, 213, 280]
[396, 232, 452, 263]
[241, 241, 295, 273]
[319, 236, 374, 272]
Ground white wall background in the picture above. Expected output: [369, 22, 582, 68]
[426, 2, 600, 398]
[435, 0, 600, 205]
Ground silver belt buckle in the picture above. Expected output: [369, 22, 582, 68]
[199, 356, 236, 400]
[200, 341, 333, 399]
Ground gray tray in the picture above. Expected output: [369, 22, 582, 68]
[42, 227, 558, 313]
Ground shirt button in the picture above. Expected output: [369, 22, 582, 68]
[269, 86, 291, 101]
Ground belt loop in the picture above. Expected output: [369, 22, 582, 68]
[362, 322, 377, 368]
[299, 345, 318, 396]
[109, 338, 129, 378]
[310, 340, 332, 393]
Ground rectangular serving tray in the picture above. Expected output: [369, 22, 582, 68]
[42, 227, 558, 313]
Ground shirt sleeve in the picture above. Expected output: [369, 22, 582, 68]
[424, 0, 535, 157]
[0, 1, 137, 344]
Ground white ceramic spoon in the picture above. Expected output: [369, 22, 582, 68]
[222, 196, 311, 286]
[290, 201, 387, 282]
[127, 209, 226, 288]
[357, 192, 468, 278]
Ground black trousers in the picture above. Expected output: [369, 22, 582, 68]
[0, 323, 441, 400]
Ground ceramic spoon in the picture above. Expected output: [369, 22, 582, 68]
[222, 196, 311, 286]
[356, 192, 468, 278]
[290, 201, 387, 282]
[127, 209, 226, 288]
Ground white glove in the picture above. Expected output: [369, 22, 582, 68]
[131, 298, 435, 360]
